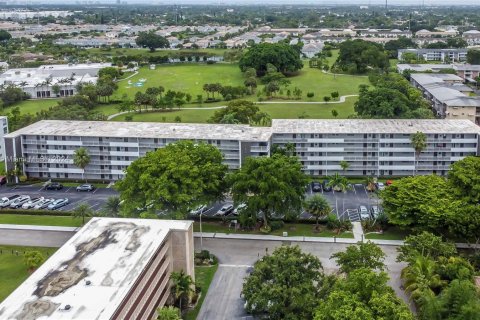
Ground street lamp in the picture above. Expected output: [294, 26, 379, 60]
[199, 211, 204, 252]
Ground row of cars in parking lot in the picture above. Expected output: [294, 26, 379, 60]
[0, 183, 97, 211]
[359, 205, 383, 220]
[311, 180, 388, 193]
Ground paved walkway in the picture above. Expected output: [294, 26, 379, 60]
[351, 222, 364, 242]
[106, 95, 359, 120]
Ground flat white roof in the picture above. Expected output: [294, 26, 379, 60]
[272, 119, 480, 134]
[0, 218, 192, 320]
[5, 120, 274, 142]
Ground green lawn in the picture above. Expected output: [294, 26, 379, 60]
[1, 99, 61, 116]
[0, 214, 86, 227]
[365, 226, 410, 240]
[0, 161, 4, 174]
[0, 245, 57, 302]
[114, 63, 244, 99]
[185, 264, 219, 320]
[194, 221, 353, 238]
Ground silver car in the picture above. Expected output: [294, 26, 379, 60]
[34, 198, 54, 210]
[359, 205, 370, 220]
[9, 195, 31, 209]
[22, 197, 45, 209]
[0, 195, 20, 208]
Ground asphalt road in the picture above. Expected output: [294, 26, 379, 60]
[0, 184, 118, 213]
[196, 238, 409, 320]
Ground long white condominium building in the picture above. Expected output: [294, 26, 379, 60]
[3, 119, 479, 180]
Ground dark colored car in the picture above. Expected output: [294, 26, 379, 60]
[45, 182, 64, 190]
[311, 181, 322, 192]
[0, 176, 6, 185]
[322, 180, 332, 192]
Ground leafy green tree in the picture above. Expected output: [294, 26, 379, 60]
[384, 37, 417, 58]
[72, 203, 94, 225]
[98, 67, 121, 79]
[380, 175, 458, 231]
[243, 245, 325, 320]
[116, 141, 227, 217]
[447, 204, 480, 244]
[323, 96, 331, 103]
[331, 109, 339, 118]
[51, 84, 61, 97]
[24, 251, 45, 272]
[331, 242, 386, 273]
[229, 154, 308, 231]
[73, 147, 91, 182]
[331, 91, 339, 100]
[304, 195, 331, 230]
[209, 100, 262, 124]
[448, 156, 480, 204]
[239, 43, 303, 76]
[339, 160, 349, 173]
[0, 30, 12, 41]
[335, 39, 390, 74]
[135, 31, 169, 52]
[401, 255, 447, 303]
[102, 196, 122, 217]
[397, 232, 457, 263]
[411, 131, 427, 175]
[467, 49, 480, 64]
[438, 280, 480, 320]
[170, 270, 195, 311]
[157, 306, 181, 320]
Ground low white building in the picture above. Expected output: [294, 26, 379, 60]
[0, 63, 111, 99]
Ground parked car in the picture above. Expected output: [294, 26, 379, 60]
[311, 181, 322, 192]
[76, 184, 95, 192]
[233, 203, 247, 215]
[0, 176, 6, 185]
[359, 205, 370, 220]
[9, 195, 31, 209]
[375, 182, 385, 191]
[215, 204, 234, 216]
[34, 198, 55, 210]
[190, 205, 208, 215]
[322, 180, 332, 192]
[0, 195, 20, 208]
[22, 197, 44, 209]
[48, 198, 69, 210]
[45, 182, 64, 190]
[370, 206, 381, 219]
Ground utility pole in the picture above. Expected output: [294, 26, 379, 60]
[385, 0, 388, 11]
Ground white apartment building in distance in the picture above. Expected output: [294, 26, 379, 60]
[0, 218, 194, 320]
[0, 116, 8, 161]
[0, 63, 111, 99]
[4, 119, 479, 180]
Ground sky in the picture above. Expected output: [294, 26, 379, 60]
[120, 0, 480, 4]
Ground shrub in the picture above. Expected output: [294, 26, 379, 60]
[270, 220, 285, 231]
[306, 92, 315, 98]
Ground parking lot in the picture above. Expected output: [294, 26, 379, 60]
[0, 184, 118, 213]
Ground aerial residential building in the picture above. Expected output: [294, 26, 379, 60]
[398, 48, 468, 62]
[410, 73, 480, 125]
[4, 119, 480, 180]
[0, 63, 111, 99]
[414, 29, 458, 38]
[463, 30, 480, 46]
[358, 29, 412, 38]
[272, 119, 480, 177]
[0, 116, 8, 161]
[397, 64, 480, 82]
[0, 218, 194, 320]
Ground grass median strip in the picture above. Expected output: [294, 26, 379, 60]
[0, 214, 86, 227]
[184, 264, 219, 320]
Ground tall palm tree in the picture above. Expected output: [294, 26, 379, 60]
[73, 147, 91, 182]
[72, 203, 94, 225]
[401, 255, 446, 303]
[411, 131, 427, 176]
[170, 270, 195, 311]
[102, 196, 122, 217]
[327, 172, 351, 193]
[304, 194, 331, 230]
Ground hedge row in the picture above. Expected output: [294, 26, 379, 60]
[0, 209, 72, 216]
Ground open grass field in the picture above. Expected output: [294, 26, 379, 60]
[113, 63, 245, 99]
[0, 245, 57, 302]
[185, 264, 219, 320]
[365, 226, 410, 240]
[0, 214, 86, 227]
[112, 98, 357, 122]
[1, 98, 60, 116]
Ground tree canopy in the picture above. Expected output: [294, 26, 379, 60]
[209, 100, 263, 124]
[334, 39, 390, 74]
[239, 42, 303, 76]
[467, 49, 480, 64]
[447, 156, 480, 204]
[331, 241, 386, 274]
[135, 31, 170, 52]
[229, 154, 308, 230]
[116, 141, 228, 217]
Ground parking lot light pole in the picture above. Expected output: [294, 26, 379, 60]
[199, 211, 204, 252]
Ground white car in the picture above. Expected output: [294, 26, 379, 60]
[190, 205, 208, 215]
[0, 195, 20, 208]
[376, 182, 385, 191]
[9, 195, 31, 209]
[233, 203, 247, 215]
[22, 197, 44, 209]
[371, 206, 381, 219]
[34, 198, 54, 210]
[215, 204, 233, 216]
[359, 205, 370, 220]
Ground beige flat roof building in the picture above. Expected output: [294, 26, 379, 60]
[0, 218, 194, 320]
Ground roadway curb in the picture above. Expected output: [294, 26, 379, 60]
[0, 224, 79, 232]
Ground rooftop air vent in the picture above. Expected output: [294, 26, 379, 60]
[64, 305, 71, 311]
[85, 280, 91, 286]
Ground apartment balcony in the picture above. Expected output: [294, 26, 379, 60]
[250, 146, 270, 153]
[46, 140, 83, 146]
[109, 141, 140, 148]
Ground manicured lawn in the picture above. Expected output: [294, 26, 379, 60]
[193, 221, 353, 238]
[0, 161, 4, 173]
[0, 245, 57, 302]
[365, 226, 410, 240]
[0, 214, 86, 227]
[184, 264, 219, 320]
[1, 99, 61, 116]
[114, 63, 244, 99]
[112, 98, 357, 122]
